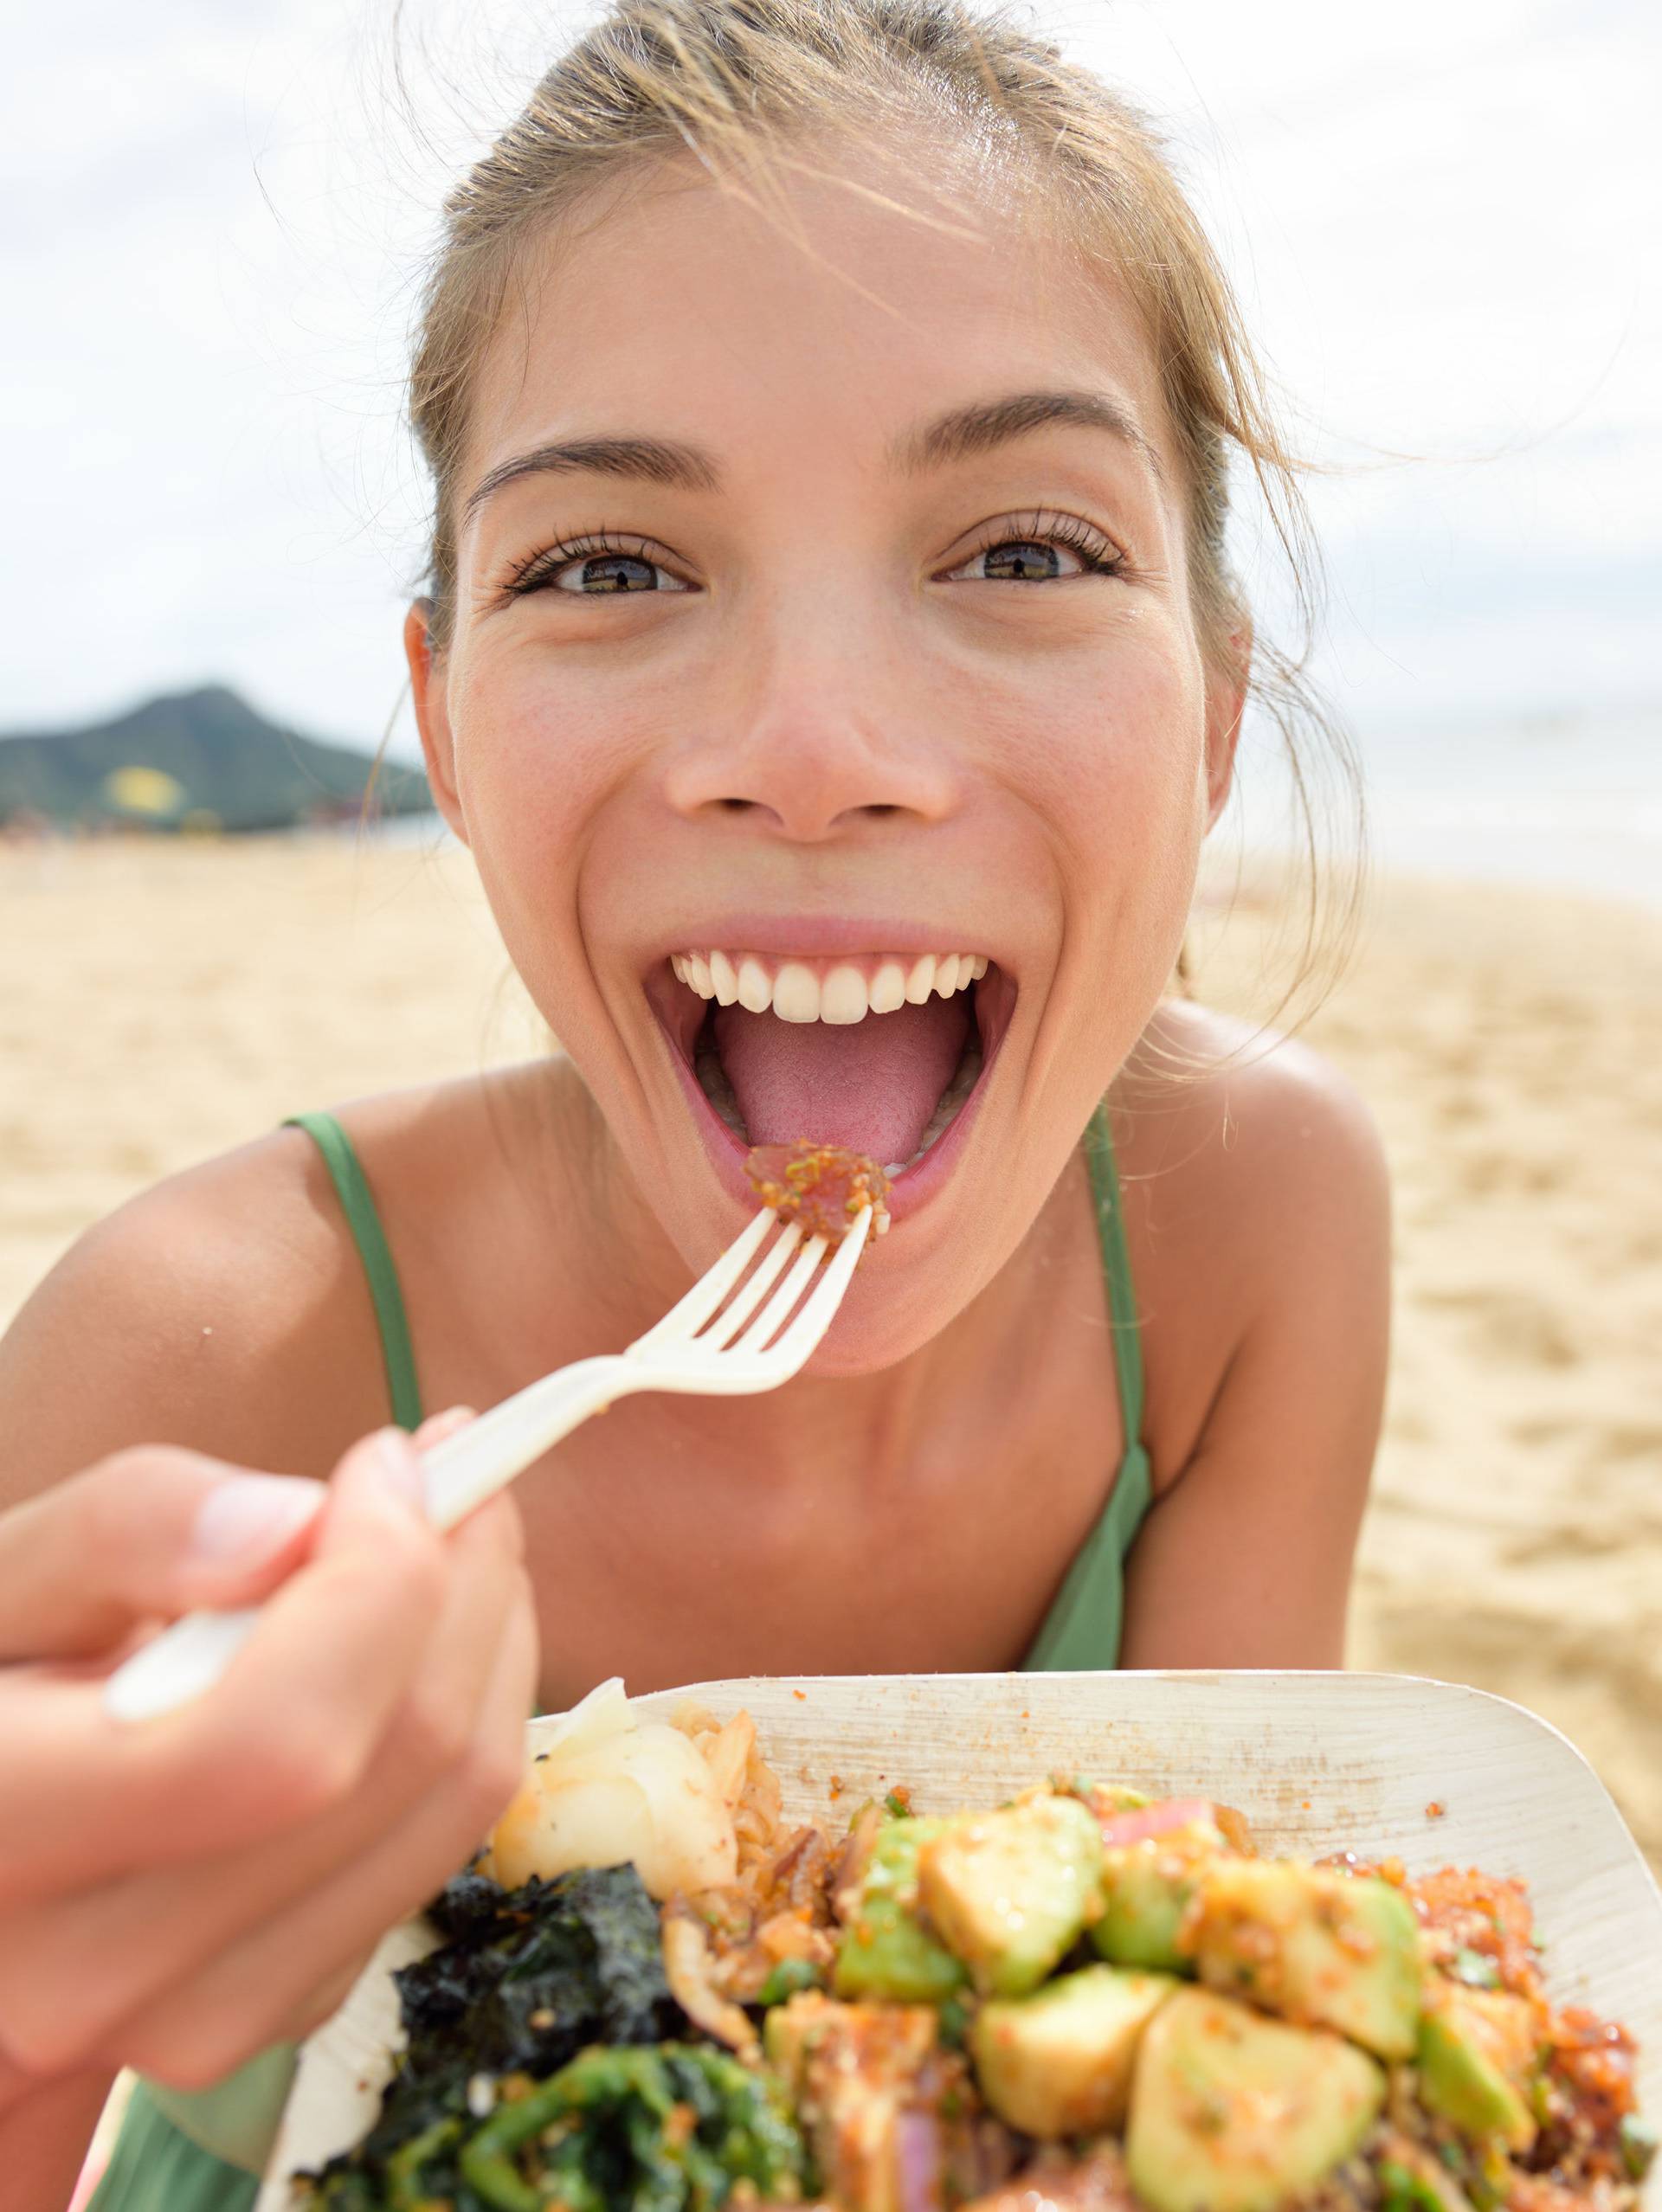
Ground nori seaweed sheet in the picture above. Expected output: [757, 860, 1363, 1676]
[300, 1862, 691, 2202]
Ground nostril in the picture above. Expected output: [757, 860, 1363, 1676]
[717, 797, 754, 813]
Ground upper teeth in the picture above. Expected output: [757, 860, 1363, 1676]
[668, 950, 988, 1024]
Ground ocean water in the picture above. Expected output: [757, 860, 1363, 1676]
[1203, 701, 1662, 913]
[1344, 704, 1661, 910]
[361, 704, 1661, 910]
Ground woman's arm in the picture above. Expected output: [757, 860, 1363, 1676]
[0, 1174, 538, 2153]
[1119, 1049, 1391, 1669]
[0, 1137, 396, 1514]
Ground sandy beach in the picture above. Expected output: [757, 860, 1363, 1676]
[3, 828, 1659, 1877]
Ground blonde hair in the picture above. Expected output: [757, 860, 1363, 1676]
[390, 0, 1362, 1028]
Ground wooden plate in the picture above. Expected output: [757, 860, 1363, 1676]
[259, 1671, 1662, 2209]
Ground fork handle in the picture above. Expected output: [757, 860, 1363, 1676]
[102, 1357, 624, 1724]
[103, 1602, 266, 1723]
[418, 1355, 622, 1527]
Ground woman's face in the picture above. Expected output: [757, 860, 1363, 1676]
[409, 145, 1242, 1370]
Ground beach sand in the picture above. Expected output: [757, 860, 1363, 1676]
[1190, 869, 1662, 1877]
[3, 829, 1659, 1878]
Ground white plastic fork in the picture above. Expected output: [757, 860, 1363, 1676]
[104, 1201, 873, 1723]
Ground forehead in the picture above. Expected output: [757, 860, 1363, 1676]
[462, 141, 1176, 496]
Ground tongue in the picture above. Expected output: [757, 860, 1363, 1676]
[714, 993, 971, 1167]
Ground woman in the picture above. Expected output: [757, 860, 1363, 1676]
[0, 0, 1388, 2202]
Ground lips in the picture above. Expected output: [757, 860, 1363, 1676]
[645, 933, 1015, 1212]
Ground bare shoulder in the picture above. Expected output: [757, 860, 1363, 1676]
[0, 1075, 499, 1508]
[1121, 998, 1388, 1251]
[1111, 1000, 1391, 1481]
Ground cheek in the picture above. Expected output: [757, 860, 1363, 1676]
[1079, 643, 1209, 980]
[994, 618, 1208, 1091]
[451, 646, 628, 839]
[443, 651, 624, 1016]
[991, 615, 1208, 908]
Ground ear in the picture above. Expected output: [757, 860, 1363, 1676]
[404, 599, 470, 847]
[1202, 616, 1252, 833]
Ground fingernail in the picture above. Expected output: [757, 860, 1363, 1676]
[374, 1428, 428, 1514]
[415, 1404, 475, 1448]
[192, 1475, 325, 1560]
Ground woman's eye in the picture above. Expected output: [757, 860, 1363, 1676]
[941, 525, 1121, 585]
[971, 539, 1076, 582]
[553, 552, 689, 595]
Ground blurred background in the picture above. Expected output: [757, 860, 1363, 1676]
[3, 1, 1659, 1863]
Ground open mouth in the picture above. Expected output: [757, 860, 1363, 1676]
[651, 946, 1015, 1187]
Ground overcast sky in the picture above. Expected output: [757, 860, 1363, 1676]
[4, 0, 1658, 761]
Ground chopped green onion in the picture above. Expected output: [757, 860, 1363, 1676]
[1449, 1945, 1501, 1990]
[1378, 2157, 1447, 2212]
[756, 1957, 824, 2006]
[1620, 2114, 1659, 2182]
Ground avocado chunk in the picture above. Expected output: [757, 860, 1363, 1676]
[1417, 1984, 1540, 2151]
[916, 1793, 1105, 1997]
[1091, 1803, 1230, 1971]
[1183, 1858, 1424, 2059]
[1126, 1987, 1386, 2212]
[971, 1963, 1178, 2138]
[834, 1817, 969, 2003]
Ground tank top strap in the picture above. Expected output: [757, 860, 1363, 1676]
[1021, 1102, 1154, 1674]
[281, 1112, 425, 1433]
[1080, 1098, 1146, 1454]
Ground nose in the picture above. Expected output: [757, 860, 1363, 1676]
[661, 614, 963, 843]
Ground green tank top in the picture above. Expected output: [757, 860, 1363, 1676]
[88, 1101, 1151, 2212]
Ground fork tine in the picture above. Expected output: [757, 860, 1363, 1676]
[632, 1206, 775, 1348]
[702, 1219, 806, 1350]
[751, 1202, 873, 1372]
[729, 1227, 832, 1352]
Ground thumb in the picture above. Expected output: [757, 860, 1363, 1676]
[0, 1449, 325, 1664]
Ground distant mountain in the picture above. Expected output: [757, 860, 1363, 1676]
[0, 685, 435, 833]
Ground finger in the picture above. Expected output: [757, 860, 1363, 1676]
[0, 1511, 529, 2072]
[119, 1425, 448, 1835]
[0, 1427, 447, 1907]
[263, 1941, 379, 2054]
[412, 1404, 477, 1451]
[0, 1449, 325, 1662]
[113, 1587, 539, 2089]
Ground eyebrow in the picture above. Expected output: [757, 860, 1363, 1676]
[893, 389, 1167, 487]
[464, 387, 1164, 519]
[462, 435, 720, 521]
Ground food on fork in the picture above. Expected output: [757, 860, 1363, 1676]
[294, 1690, 1655, 2212]
[746, 1140, 892, 1243]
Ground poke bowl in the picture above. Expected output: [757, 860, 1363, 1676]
[260, 1670, 1662, 2212]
